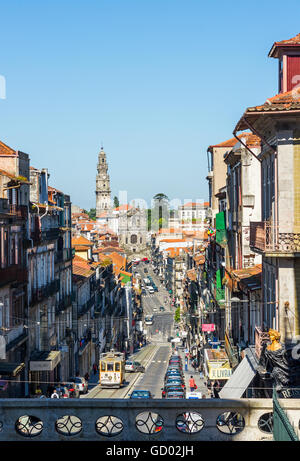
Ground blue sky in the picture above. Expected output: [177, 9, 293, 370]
[0, 0, 299, 210]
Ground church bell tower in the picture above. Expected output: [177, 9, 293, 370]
[96, 146, 111, 218]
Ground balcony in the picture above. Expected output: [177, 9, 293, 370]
[0, 324, 27, 348]
[0, 266, 28, 287]
[30, 280, 60, 306]
[250, 221, 300, 255]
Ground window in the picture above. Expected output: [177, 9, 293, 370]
[130, 234, 137, 244]
[107, 363, 114, 371]
[101, 362, 106, 372]
[115, 363, 120, 372]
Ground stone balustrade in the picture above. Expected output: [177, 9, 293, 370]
[0, 398, 299, 441]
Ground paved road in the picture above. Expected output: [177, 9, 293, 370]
[83, 261, 209, 399]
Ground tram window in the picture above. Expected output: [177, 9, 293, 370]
[101, 362, 106, 372]
[115, 362, 120, 372]
[107, 363, 114, 371]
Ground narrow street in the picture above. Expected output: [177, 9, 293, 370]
[83, 260, 208, 399]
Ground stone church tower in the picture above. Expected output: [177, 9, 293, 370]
[96, 147, 111, 217]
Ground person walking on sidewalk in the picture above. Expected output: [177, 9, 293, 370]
[189, 375, 196, 392]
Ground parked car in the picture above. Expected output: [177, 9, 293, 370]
[159, 306, 165, 312]
[162, 385, 185, 399]
[165, 378, 185, 389]
[134, 361, 145, 373]
[129, 390, 152, 399]
[69, 377, 88, 394]
[125, 361, 137, 372]
[165, 370, 183, 381]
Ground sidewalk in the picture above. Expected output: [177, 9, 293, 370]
[177, 348, 210, 398]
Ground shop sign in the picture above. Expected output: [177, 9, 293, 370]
[202, 324, 215, 332]
[208, 366, 232, 380]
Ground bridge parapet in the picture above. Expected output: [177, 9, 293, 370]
[0, 398, 299, 441]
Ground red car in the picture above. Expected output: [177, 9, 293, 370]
[142, 257, 149, 262]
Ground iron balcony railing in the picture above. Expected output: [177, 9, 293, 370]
[250, 221, 300, 254]
[255, 326, 270, 359]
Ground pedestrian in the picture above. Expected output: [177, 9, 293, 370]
[213, 380, 220, 398]
[51, 389, 59, 399]
[189, 375, 196, 392]
[202, 394, 206, 399]
[84, 372, 89, 382]
[185, 357, 188, 372]
[93, 363, 98, 375]
[35, 386, 42, 397]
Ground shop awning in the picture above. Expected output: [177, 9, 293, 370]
[219, 349, 258, 398]
[0, 362, 25, 377]
[29, 350, 61, 371]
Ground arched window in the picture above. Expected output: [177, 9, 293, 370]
[130, 234, 137, 244]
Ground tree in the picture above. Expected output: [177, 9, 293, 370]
[174, 307, 181, 323]
[113, 196, 120, 208]
[153, 192, 169, 202]
[87, 208, 96, 220]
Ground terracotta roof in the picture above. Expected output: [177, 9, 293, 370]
[0, 168, 29, 183]
[48, 185, 63, 194]
[230, 264, 262, 281]
[0, 140, 16, 156]
[249, 88, 300, 112]
[181, 202, 209, 208]
[160, 238, 186, 243]
[235, 89, 300, 131]
[165, 247, 188, 258]
[72, 255, 95, 278]
[238, 132, 261, 147]
[269, 33, 300, 58]
[114, 204, 132, 212]
[158, 227, 182, 234]
[208, 137, 237, 150]
[72, 236, 93, 247]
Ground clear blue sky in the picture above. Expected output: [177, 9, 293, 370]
[0, 0, 299, 210]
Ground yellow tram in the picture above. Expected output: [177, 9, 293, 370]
[99, 350, 126, 388]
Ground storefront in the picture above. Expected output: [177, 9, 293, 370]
[29, 350, 61, 395]
[204, 348, 232, 390]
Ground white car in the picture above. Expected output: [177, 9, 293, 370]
[153, 306, 158, 312]
[148, 287, 154, 294]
